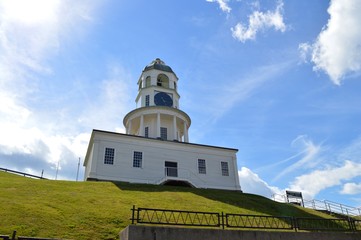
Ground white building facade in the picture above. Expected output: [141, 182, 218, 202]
[83, 59, 241, 191]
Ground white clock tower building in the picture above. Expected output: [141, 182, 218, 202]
[123, 58, 191, 142]
[83, 58, 241, 191]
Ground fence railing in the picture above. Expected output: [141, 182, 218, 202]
[296, 217, 354, 231]
[273, 193, 361, 218]
[130, 206, 361, 232]
[0, 168, 46, 180]
[133, 206, 221, 228]
[226, 214, 294, 230]
[0, 231, 58, 240]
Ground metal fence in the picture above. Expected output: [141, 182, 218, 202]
[130, 206, 361, 232]
[272, 193, 361, 218]
[296, 217, 353, 231]
[0, 168, 46, 180]
[0, 231, 58, 240]
[132, 206, 221, 227]
[226, 214, 294, 230]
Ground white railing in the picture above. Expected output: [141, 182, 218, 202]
[274, 194, 361, 217]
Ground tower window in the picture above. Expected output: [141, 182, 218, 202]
[157, 74, 169, 88]
[104, 148, 115, 165]
[145, 95, 150, 106]
[160, 127, 167, 140]
[198, 159, 206, 174]
[174, 81, 177, 90]
[145, 76, 151, 87]
[221, 162, 229, 176]
[133, 151, 143, 168]
[145, 127, 149, 138]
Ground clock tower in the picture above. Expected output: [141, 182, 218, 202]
[123, 58, 191, 142]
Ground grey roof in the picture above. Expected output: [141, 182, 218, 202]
[143, 58, 174, 73]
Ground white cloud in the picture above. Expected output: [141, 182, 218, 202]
[206, 60, 291, 124]
[239, 167, 282, 198]
[231, 0, 286, 42]
[299, 0, 361, 85]
[1, 0, 60, 24]
[337, 136, 361, 163]
[289, 160, 361, 199]
[206, 0, 231, 13]
[273, 135, 322, 181]
[77, 63, 134, 131]
[341, 182, 361, 195]
[0, 0, 103, 179]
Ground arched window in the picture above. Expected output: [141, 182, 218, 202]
[145, 76, 151, 87]
[157, 74, 169, 88]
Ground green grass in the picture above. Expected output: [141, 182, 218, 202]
[0, 171, 331, 239]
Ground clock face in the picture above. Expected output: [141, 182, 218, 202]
[154, 92, 173, 107]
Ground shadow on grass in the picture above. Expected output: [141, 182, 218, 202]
[109, 180, 324, 219]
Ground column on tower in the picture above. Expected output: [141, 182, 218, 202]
[127, 120, 132, 134]
[156, 112, 161, 138]
[183, 121, 189, 143]
[173, 115, 177, 141]
[139, 115, 144, 136]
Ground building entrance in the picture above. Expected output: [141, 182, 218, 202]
[165, 161, 178, 177]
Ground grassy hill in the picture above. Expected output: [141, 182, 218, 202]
[0, 171, 331, 240]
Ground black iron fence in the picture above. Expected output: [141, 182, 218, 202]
[133, 207, 221, 227]
[226, 214, 294, 230]
[131, 206, 361, 232]
[296, 217, 353, 231]
[0, 231, 58, 240]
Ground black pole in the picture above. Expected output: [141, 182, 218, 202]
[131, 205, 135, 224]
[221, 212, 225, 229]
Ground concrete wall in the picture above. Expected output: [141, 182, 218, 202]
[119, 225, 361, 240]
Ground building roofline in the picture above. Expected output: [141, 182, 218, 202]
[91, 129, 238, 152]
[123, 106, 191, 127]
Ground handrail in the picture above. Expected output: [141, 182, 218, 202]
[274, 194, 361, 217]
[0, 167, 47, 180]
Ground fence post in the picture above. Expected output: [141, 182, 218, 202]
[348, 217, 356, 232]
[131, 205, 135, 224]
[293, 217, 298, 232]
[221, 212, 225, 229]
[11, 231, 16, 240]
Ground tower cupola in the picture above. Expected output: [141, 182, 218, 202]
[123, 58, 191, 142]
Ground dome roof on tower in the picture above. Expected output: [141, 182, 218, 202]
[143, 58, 174, 74]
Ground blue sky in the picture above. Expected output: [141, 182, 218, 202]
[1, 0, 361, 207]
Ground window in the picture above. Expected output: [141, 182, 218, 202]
[145, 127, 149, 138]
[160, 127, 167, 140]
[198, 159, 206, 174]
[104, 148, 115, 165]
[221, 162, 229, 176]
[157, 74, 169, 88]
[174, 81, 177, 90]
[145, 95, 150, 106]
[133, 151, 143, 168]
[145, 76, 151, 87]
[165, 161, 178, 177]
